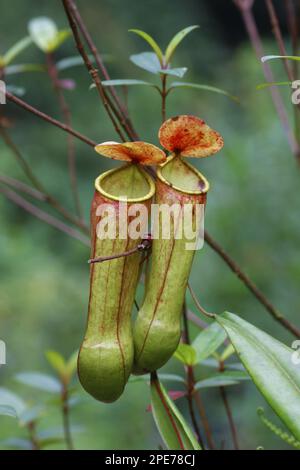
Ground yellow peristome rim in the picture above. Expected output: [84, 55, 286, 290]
[95, 164, 156, 203]
[157, 155, 210, 195]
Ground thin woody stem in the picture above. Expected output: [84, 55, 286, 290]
[234, 0, 300, 161]
[0, 126, 88, 233]
[265, 0, 294, 81]
[188, 282, 215, 320]
[61, 384, 74, 450]
[46, 52, 83, 219]
[62, 0, 127, 142]
[204, 231, 300, 337]
[0, 186, 90, 247]
[0, 174, 46, 201]
[88, 239, 152, 264]
[6, 91, 96, 147]
[219, 360, 239, 450]
[161, 74, 167, 123]
[64, 0, 138, 140]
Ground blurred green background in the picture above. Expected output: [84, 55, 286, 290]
[0, 0, 299, 450]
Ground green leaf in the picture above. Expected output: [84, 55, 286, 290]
[15, 372, 61, 393]
[5, 64, 45, 75]
[102, 79, 156, 88]
[220, 343, 235, 362]
[0, 438, 32, 450]
[160, 68, 187, 78]
[3, 37, 33, 66]
[195, 371, 250, 390]
[6, 85, 26, 97]
[130, 52, 162, 74]
[19, 405, 44, 426]
[192, 322, 226, 363]
[49, 29, 71, 52]
[0, 405, 17, 418]
[45, 350, 66, 376]
[65, 350, 78, 379]
[151, 375, 201, 450]
[28, 17, 70, 53]
[256, 81, 293, 90]
[28, 17, 58, 52]
[129, 29, 163, 63]
[169, 81, 239, 102]
[129, 373, 185, 384]
[173, 343, 197, 366]
[261, 54, 300, 63]
[216, 312, 300, 440]
[56, 55, 94, 70]
[165, 25, 199, 64]
[0, 388, 26, 416]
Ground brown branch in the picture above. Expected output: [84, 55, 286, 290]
[188, 281, 215, 320]
[46, 52, 83, 219]
[204, 231, 300, 337]
[0, 186, 90, 247]
[62, 0, 127, 142]
[88, 238, 152, 264]
[0, 174, 46, 201]
[6, 91, 96, 147]
[64, 0, 138, 140]
[219, 360, 239, 450]
[0, 126, 89, 233]
[265, 0, 294, 81]
[61, 385, 74, 450]
[234, 0, 300, 161]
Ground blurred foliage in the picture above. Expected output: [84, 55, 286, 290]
[0, 0, 299, 450]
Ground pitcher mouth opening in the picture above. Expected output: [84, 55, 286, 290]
[95, 163, 156, 202]
[157, 155, 210, 195]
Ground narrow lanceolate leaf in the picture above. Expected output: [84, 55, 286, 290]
[0, 438, 32, 450]
[15, 372, 61, 394]
[192, 322, 226, 363]
[169, 81, 239, 102]
[150, 375, 201, 450]
[45, 350, 66, 377]
[217, 312, 300, 440]
[102, 79, 156, 88]
[173, 343, 197, 366]
[5, 64, 45, 75]
[6, 85, 26, 97]
[129, 29, 164, 63]
[0, 388, 26, 416]
[129, 373, 185, 384]
[256, 81, 292, 90]
[3, 37, 33, 66]
[165, 26, 199, 64]
[160, 68, 187, 78]
[56, 55, 97, 70]
[261, 54, 300, 63]
[195, 371, 250, 390]
[0, 405, 17, 418]
[130, 52, 162, 74]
